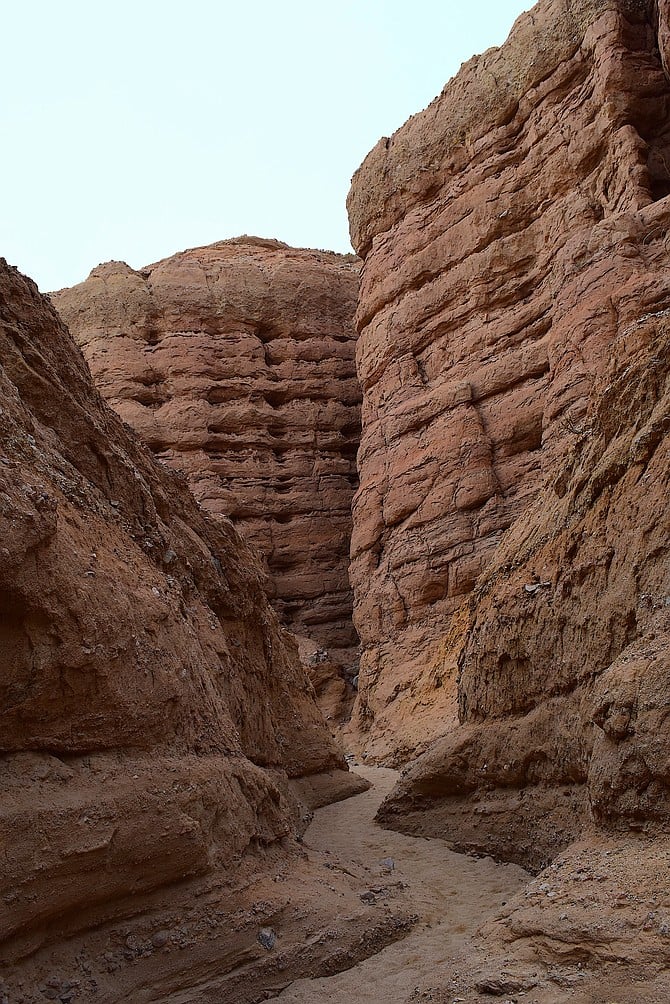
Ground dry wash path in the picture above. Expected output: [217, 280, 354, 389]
[268, 765, 529, 1004]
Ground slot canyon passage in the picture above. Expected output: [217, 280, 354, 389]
[2, 0, 670, 1001]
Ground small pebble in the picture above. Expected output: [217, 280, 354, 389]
[151, 930, 170, 949]
[258, 927, 277, 951]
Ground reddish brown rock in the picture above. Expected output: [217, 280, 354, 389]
[380, 295, 670, 866]
[426, 833, 670, 1003]
[0, 258, 386, 999]
[346, 0, 670, 764]
[52, 237, 361, 717]
[346, 0, 670, 997]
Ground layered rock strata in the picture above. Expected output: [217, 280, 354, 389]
[347, 0, 670, 995]
[346, 0, 670, 765]
[380, 277, 670, 867]
[0, 258, 388, 1000]
[52, 238, 361, 717]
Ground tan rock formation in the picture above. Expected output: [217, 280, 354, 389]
[426, 833, 670, 1002]
[51, 237, 361, 718]
[346, 0, 670, 996]
[346, 0, 670, 765]
[380, 291, 670, 867]
[0, 258, 400, 1000]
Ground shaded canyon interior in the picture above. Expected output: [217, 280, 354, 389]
[2, 0, 670, 1001]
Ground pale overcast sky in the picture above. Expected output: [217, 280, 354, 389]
[1, 1, 531, 292]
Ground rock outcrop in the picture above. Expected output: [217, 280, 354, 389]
[346, 0, 670, 995]
[52, 238, 361, 720]
[380, 292, 670, 867]
[346, 0, 670, 766]
[0, 258, 396, 1001]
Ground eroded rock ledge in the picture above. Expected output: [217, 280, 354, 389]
[52, 237, 361, 722]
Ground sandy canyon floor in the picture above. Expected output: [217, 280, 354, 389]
[267, 767, 670, 1004]
[266, 765, 529, 1004]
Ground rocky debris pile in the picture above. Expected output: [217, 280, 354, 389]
[52, 237, 362, 721]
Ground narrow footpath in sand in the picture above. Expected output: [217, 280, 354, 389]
[267, 765, 530, 1004]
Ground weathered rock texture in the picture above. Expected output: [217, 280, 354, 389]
[381, 290, 670, 868]
[346, 0, 670, 996]
[346, 0, 670, 767]
[51, 239, 362, 718]
[0, 258, 391, 1001]
[427, 831, 670, 1004]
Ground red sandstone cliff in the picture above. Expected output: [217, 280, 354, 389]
[51, 238, 361, 722]
[347, 0, 670, 766]
[380, 285, 670, 865]
[0, 259, 407, 1001]
[413, 324, 670, 988]
[345, 0, 670, 995]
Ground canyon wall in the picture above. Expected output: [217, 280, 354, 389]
[347, 0, 670, 767]
[409, 294, 670, 1001]
[52, 238, 361, 719]
[345, 0, 670, 994]
[0, 258, 385, 1001]
[380, 275, 670, 868]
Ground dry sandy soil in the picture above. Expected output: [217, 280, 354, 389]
[266, 765, 529, 1004]
[265, 766, 670, 1004]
